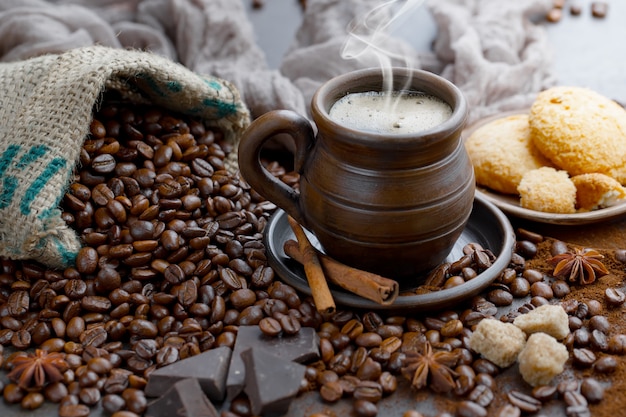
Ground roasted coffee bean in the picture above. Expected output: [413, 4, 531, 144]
[237, 305, 263, 325]
[550, 240, 569, 256]
[495, 404, 521, 417]
[472, 359, 499, 376]
[21, 391, 45, 410]
[91, 153, 116, 174]
[591, 1, 608, 18]
[551, 280, 570, 298]
[468, 384, 494, 407]
[564, 391, 588, 409]
[44, 382, 69, 403]
[353, 380, 383, 403]
[605, 288, 626, 307]
[279, 313, 301, 335]
[615, 249, 626, 264]
[573, 348, 596, 367]
[515, 240, 537, 259]
[509, 278, 530, 297]
[580, 377, 604, 404]
[378, 371, 397, 395]
[454, 372, 476, 397]
[353, 399, 378, 417]
[319, 380, 343, 402]
[327, 351, 350, 375]
[456, 400, 488, 417]
[530, 281, 553, 299]
[12, 329, 31, 349]
[608, 334, 626, 354]
[590, 329, 609, 351]
[259, 316, 282, 336]
[557, 379, 580, 396]
[593, 355, 618, 373]
[81, 296, 111, 312]
[58, 404, 91, 417]
[565, 404, 591, 417]
[79, 387, 101, 405]
[532, 385, 557, 402]
[506, 390, 542, 413]
[7, 290, 29, 317]
[76, 247, 99, 274]
[102, 394, 126, 414]
[487, 288, 513, 306]
[574, 328, 590, 346]
[575, 302, 590, 319]
[122, 388, 147, 414]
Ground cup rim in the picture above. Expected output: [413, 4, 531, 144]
[312, 67, 468, 145]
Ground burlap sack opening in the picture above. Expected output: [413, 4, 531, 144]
[0, 45, 250, 270]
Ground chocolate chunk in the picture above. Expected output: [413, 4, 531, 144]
[226, 326, 319, 400]
[145, 346, 231, 401]
[145, 378, 218, 417]
[242, 347, 306, 416]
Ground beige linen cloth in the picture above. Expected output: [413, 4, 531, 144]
[1, 0, 555, 123]
[0, 0, 555, 268]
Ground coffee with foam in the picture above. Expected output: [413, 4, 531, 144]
[329, 91, 452, 135]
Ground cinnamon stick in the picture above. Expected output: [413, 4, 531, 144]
[286, 216, 336, 314]
[283, 240, 399, 305]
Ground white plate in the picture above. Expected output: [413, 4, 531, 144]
[463, 110, 626, 226]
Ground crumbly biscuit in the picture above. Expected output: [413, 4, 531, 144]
[513, 304, 570, 340]
[609, 163, 626, 186]
[468, 319, 526, 368]
[529, 86, 626, 178]
[517, 333, 568, 387]
[465, 114, 552, 194]
[571, 173, 626, 211]
[517, 167, 576, 214]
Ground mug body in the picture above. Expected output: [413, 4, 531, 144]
[300, 68, 474, 282]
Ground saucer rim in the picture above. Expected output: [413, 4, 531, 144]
[263, 193, 516, 312]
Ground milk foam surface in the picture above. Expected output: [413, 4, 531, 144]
[329, 91, 452, 135]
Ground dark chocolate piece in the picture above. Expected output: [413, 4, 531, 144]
[145, 345, 231, 401]
[242, 347, 306, 416]
[145, 378, 218, 417]
[226, 325, 319, 400]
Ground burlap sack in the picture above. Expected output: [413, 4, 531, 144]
[0, 45, 250, 270]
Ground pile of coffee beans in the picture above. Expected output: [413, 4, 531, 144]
[1, 94, 626, 417]
[0, 95, 319, 416]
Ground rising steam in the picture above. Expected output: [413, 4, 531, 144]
[341, 0, 425, 96]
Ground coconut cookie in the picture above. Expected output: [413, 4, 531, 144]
[529, 86, 626, 178]
[571, 173, 626, 211]
[517, 167, 576, 214]
[465, 114, 552, 194]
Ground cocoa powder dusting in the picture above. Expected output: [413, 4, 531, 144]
[526, 238, 626, 417]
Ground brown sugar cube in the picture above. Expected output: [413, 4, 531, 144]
[517, 333, 568, 386]
[468, 319, 527, 368]
[513, 304, 570, 340]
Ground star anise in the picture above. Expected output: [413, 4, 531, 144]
[7, 349, 68, 389]
[401, 341, 459, 393]
[549, 247, 609, 285]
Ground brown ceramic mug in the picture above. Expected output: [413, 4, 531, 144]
[238, 67, 475, 282]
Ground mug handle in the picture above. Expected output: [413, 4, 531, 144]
[237, 110, 315, 226]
